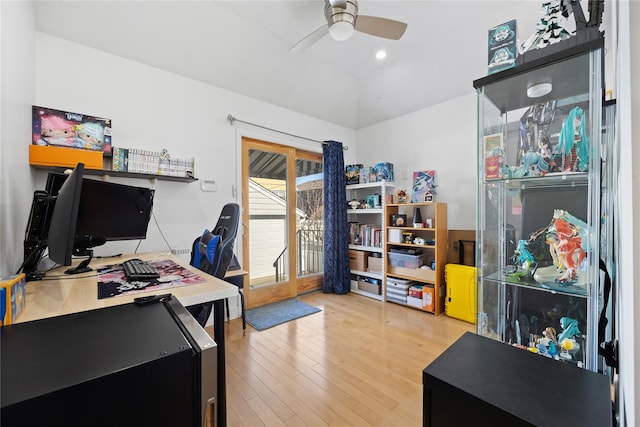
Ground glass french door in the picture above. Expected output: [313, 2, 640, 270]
[241, 137, 323, 309]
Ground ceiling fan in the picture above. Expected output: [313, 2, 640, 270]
[289, 0, 408, 53]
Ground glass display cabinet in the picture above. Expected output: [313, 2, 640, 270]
[473, 36, 611, 371]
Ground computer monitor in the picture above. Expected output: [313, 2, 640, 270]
[21, 172, 80, 280]
[75, 179, 155, 241]
[47, 163, 102, 275]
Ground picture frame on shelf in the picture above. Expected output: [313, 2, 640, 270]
[394, 214, 407, 227]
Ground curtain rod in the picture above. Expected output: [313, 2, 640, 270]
[226, 114, 348, 150]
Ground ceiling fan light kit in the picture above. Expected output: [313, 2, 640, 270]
[325, 0, 357, 41]
[289, 0, 407, 53]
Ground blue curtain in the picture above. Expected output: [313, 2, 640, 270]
[323, 141, 350, 294]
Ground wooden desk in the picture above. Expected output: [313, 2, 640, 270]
[18, 252, 238, 427]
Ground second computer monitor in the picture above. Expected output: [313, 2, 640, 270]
[75, 178, 155, 241]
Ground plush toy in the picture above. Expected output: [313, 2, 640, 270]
[37, 115, 76, 147]
[75, 122, 105, 151]
[413, 237, 426, 245]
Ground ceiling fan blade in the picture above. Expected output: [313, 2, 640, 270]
[289, 24, 329, 54]
[355, 15, 407, 40]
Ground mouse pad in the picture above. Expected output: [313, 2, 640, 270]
[97, 259, 206, 299]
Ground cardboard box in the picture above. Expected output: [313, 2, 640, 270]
[407, 296, 423, 308]
[349, 250, 368, 271]
[423, 284, 435, 311]
[0, 274, 26, 326]
[367, 256, 382, 273]
[359, 167, 372, 183]
[32, 105, 112, 155]
[487, 20, 517, 75]
[358, 279, 381, 295]
[345, 164, 363, 184]
[374, 162, 394, 182]
[29, 145, 103, 170]
[409, 284, 423, 298]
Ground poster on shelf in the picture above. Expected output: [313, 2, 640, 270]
[411, 170, 436, 203]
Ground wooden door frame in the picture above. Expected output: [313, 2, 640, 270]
[242, 137, 297, 309]
[241, 137, 324, 308]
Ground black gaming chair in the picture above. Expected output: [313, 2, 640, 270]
[187, 203, 243, 329]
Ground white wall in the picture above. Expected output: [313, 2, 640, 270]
[29, 33, 355, 264]
[356, 93, 477, 230]
[0, 1, 37, 276]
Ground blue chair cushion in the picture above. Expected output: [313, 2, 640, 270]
[193, 229, 220, 269]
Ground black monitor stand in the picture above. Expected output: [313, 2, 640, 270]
[65, 248, 94, 275]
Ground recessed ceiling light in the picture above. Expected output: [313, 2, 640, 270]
[376, 50, 387, 60]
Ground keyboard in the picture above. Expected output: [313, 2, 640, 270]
[122, 258, 160, 281]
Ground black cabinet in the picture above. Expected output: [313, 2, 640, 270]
[423, 332, 612, 427]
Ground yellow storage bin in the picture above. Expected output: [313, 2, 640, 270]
[445, 264, 476, 324]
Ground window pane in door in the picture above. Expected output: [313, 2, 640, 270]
[295, 158, 323, 279]
[248, 148, 288, 288]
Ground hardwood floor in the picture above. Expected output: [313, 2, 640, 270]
[213, 292, 475, 426]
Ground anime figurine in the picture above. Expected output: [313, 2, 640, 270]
[511, 239, 535, 278]
[36, 115, 76, 146]
[530, 209, 588, 287]
[511, 151, 549, 178]
[395, 190, 407, 204]
[558, 106, 589, 172]
[537, 132, 559, 173]
[558, 317, 580, 342]
[546, 209, 587, 283]
[520, 0, 574, 53]
[536, 326, 561, 358]
[75, 122, 105, 151]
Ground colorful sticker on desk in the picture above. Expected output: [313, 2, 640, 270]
[97, 259, 206, 299]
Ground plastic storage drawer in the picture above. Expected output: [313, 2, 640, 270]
[388, 252, 424, 269]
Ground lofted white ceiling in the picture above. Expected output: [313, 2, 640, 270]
[33, 1, 548, 129]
